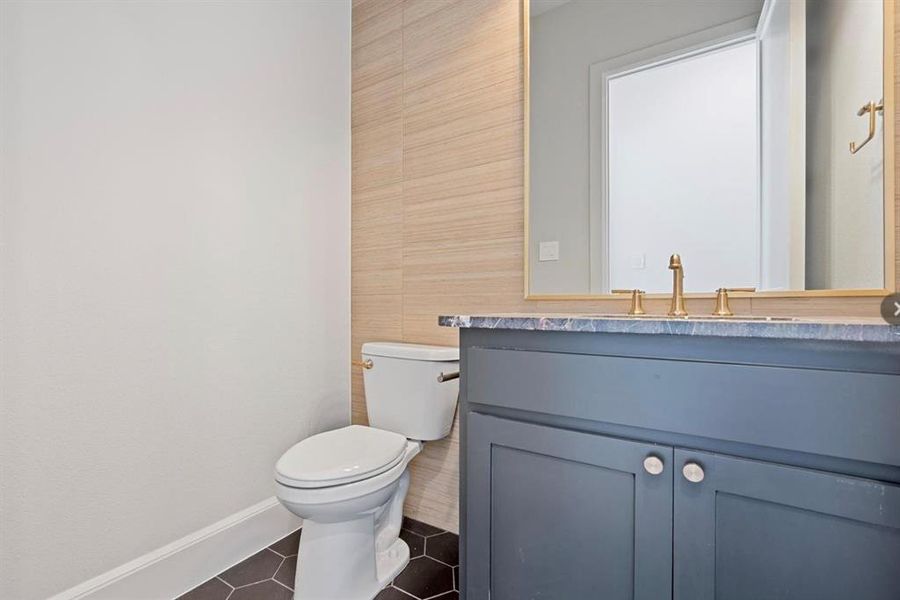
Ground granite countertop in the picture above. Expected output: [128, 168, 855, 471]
[438, 314, 900, 343]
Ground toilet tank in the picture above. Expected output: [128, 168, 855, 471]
[361, 342, 459, 441]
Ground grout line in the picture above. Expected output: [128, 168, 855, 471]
[230, 577, 272, 591]
[272, 578, 294, 593]
[429, 557, 456, 568]
[390, 585, 418, 599]
[269, 528, 302, 560]
[216, 577, 234, 590]
[274, 555, 287, 578]
[221, 548, 286, 591]
[421, 590, 454, 600]
[222, 577, 235, 600]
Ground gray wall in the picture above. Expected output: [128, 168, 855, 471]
[805, 0, 884, 289]
[0, 2, 350, 597]
[529, 0, 764, 294]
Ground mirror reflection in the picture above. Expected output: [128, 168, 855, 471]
[528, 0, 888, 295]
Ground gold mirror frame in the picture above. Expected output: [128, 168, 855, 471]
[523, 0, 898, 301]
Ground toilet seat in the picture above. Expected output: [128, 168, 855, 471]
[276, 440, 420, 507]
[275, 425, 408, 488]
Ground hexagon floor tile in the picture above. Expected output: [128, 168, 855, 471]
[176, 518, 459, 600]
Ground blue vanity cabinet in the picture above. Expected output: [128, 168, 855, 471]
[466, 413, 673, 600]
[456, 328, 900, 600]
[674, 449, 900, 600]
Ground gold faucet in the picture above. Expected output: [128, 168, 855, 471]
[612, 288, 646, 315]
[668, 254, 688, 317]
[712, 287, 756, 317]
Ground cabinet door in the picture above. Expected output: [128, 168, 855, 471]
[674, 449, 900, 600]
[466, 413, 672, 600]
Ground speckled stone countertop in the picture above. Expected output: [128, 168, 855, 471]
[438, 314, 900, 343]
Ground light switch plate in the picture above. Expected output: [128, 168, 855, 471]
[539, 241, 560, 262]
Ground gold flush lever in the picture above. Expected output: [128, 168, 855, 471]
[712, 287, 756, 317]
[849, 100, 884, 154]
[352, 359, 373, 369]
[612, 289, 646, 315]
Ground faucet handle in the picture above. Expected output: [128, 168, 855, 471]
[668, 253, 683, 269]
[712, 287, 756, 317]
[612, 289, 647, 316]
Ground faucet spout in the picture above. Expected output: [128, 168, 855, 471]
[668, 253, 688, 317]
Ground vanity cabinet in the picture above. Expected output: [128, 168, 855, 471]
[467, 417, 900, 600]
[466, 414, 672, 600]
[674, 449, 900, 600]
[456, 328, 900, 600]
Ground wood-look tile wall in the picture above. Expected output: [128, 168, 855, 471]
[352, 0, 900, 532]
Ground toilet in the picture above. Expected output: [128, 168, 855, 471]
[274, 342, 459, 600]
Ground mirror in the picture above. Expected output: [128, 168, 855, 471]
[527, 0, 894, 297]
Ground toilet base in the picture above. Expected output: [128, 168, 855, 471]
[376, 537, 410, 588]
[291, 522, 410, 600]
[288, 469, 414, 600]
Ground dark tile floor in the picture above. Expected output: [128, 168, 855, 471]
[176, 518, 459, 600]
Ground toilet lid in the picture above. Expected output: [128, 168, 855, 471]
[275, 425, 408, 488]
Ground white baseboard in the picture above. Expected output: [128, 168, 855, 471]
[48, 497, 302, 600]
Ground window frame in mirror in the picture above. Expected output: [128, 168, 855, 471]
[522, 0, 897, 301]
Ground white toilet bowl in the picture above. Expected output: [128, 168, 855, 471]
[274, 341, 459, 600]
[276, 429, 422, 600]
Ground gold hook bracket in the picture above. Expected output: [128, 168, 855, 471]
[849, 100, 884, 154]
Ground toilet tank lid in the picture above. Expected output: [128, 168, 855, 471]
[362, 342, 459, 361]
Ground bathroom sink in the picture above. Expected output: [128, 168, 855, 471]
[576, 314, 798, 322]
[676, 315, 798, 322]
